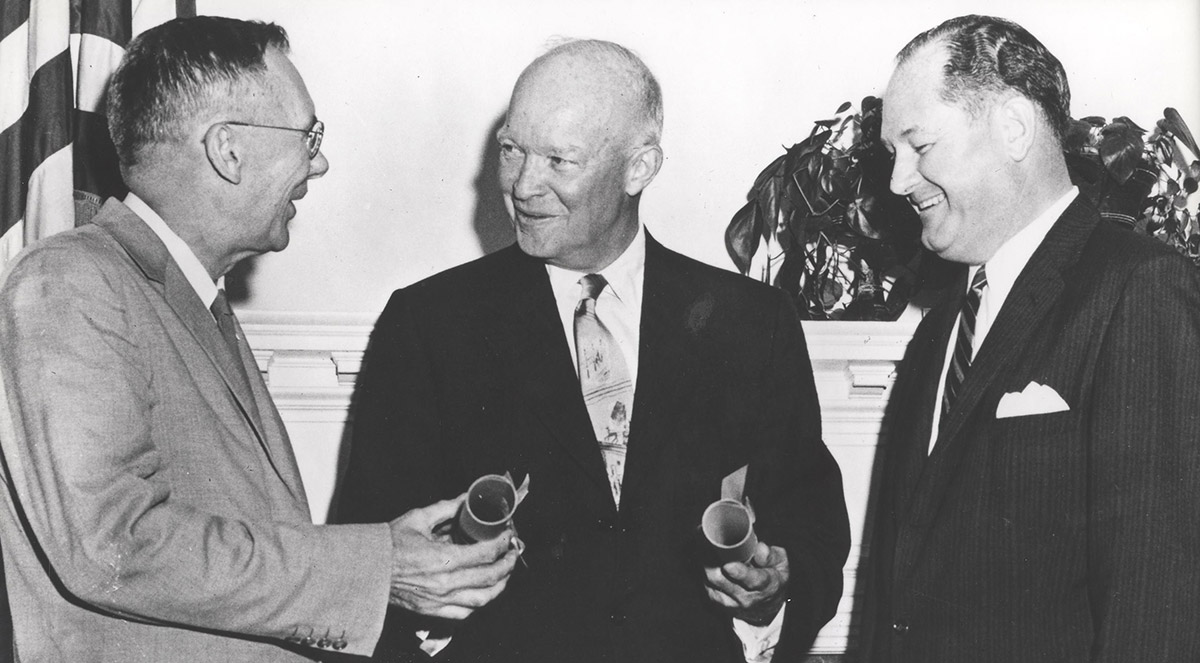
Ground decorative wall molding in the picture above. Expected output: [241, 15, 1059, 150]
[239, 311, 917, 656]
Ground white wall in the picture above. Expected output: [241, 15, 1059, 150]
[199, 0, 1200, 315]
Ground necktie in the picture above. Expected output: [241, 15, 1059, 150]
[210, 289, 242, 359]
[940, 265, 987, 427]
[574, 274, 634, 507]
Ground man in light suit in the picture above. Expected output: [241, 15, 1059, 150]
[859, 15, 1200, 662]
[337, 40, 850, 662]
[0, 17, 516, 662]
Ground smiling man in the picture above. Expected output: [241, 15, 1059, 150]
[859, 15, 1200, 663]
[338, 39, 849, 662]
[0, 16, 516, 662]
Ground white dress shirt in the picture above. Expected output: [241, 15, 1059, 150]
[546, 224, 785, 663]
[928, 187, 1078, 453]
[123, 193, 222, 309]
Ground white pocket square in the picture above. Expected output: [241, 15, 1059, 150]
[995, 382, 1070, 419]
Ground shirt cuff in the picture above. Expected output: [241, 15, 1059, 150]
[731, 604, 786, 663]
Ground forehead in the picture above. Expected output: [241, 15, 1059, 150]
[881, 45, 955, 138]
[260, 48, 316, 120]
[501, 58, 631, 152]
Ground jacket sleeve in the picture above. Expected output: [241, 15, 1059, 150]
[0, 243, 393, 656]
[1086, 252, 1200, 660]
[752, 290, 851, 658]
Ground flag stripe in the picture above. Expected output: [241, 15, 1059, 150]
[73, 108, 126, 199]
[0, 49, 72, 237]
[0, 20, 31, 130]
[1, 0, 29, 43]
[73, 0, 130, 44]
[70, 31, 126, 113]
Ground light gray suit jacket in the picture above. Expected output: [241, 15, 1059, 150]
[0, 199, 392, 662]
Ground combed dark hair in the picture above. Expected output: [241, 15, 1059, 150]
[534, 38, 664, 146]
[106, 16, 289, 168]
[897, 15, 1071, 146]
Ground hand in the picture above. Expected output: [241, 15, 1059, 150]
[387, 494, 519, 620]
[703, 542, 789, 626]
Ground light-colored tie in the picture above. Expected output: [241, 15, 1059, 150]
[940, 265, 988, 427]
[574, 274, 634, 507]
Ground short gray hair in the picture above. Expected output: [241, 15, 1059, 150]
[106, 16, 290, 168]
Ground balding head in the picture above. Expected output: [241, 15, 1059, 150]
[496, 39, 664, 272]
[518, 39, 663, 149]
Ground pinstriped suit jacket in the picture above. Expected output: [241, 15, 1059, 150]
[859, 196, 1200, 662]
[0, 199, 393, 662]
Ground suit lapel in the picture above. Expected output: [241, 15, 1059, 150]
[480, 248, 614, 512]
[93, 201, 291, 489]
[617, 235, 698, 515]
[898, 198, 1096, 575]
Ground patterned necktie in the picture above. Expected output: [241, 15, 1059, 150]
[940, 265, 987, 427]
[574, 274, 634, 507]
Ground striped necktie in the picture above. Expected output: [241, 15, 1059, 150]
[574, 274, 634, 507]
[940, 265, 988, 427]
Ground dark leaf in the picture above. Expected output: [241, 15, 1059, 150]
[750, 152, 787, 193]
[1111, 116, 1147, 134]
[820, 279, 843, 308]
[756, 177, 783, 238]
[725, 200, 762, 275]
[1064, 118, 1096, 153]
[1164, 108, 1200, 160]
[814, 118, 839, 128]
[836, 101, 852, 114]
[1185, 177, 1198, 194]
[848, 196, 884, 239]
[1098, 121, 1146, 184]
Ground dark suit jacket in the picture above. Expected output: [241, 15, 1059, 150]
[337, 234, 850, 662]
[859, 196, 1200, 662]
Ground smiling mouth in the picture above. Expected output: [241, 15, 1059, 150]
[912, 192, 946, 212]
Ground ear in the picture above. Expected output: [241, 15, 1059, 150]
[625, 144, 663, 196]
[204, 123, 243, 184]
[996, 94, 1037, 162]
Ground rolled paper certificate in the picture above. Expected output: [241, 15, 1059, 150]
[701, 498, 758, 564]
[453, 473, 519, 544]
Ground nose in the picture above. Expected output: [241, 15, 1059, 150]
[308, 150, 329, 179]
[506, 154, 545, 201]
[889, 151, 918, 197]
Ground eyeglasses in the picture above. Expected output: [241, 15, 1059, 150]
[224, 119, 325, 159]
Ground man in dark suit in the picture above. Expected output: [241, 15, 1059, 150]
[0, 17, 515, 662]
[337, 39, 850, 662]
[859, 15, 1200, 662]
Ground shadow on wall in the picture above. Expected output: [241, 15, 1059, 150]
[472, 112, 515, 255]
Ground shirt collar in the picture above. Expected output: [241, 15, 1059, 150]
[546, 223, 646, 305]
[124, 192, 222, 309]
[974, 186, 1078, 304]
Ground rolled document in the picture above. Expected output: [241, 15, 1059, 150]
[452, 472, 528, 544]
[701, 498, 758, 564]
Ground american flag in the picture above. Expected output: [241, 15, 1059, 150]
[0, 0, 195, 269]
[0, 0, 194, 652]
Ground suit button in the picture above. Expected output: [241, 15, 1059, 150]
[317, 638, 330, 648]
[332, 638, 348, 650]
[892, 621, 909, 634]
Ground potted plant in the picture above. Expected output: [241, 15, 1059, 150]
[727, 101, 1200, 320]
